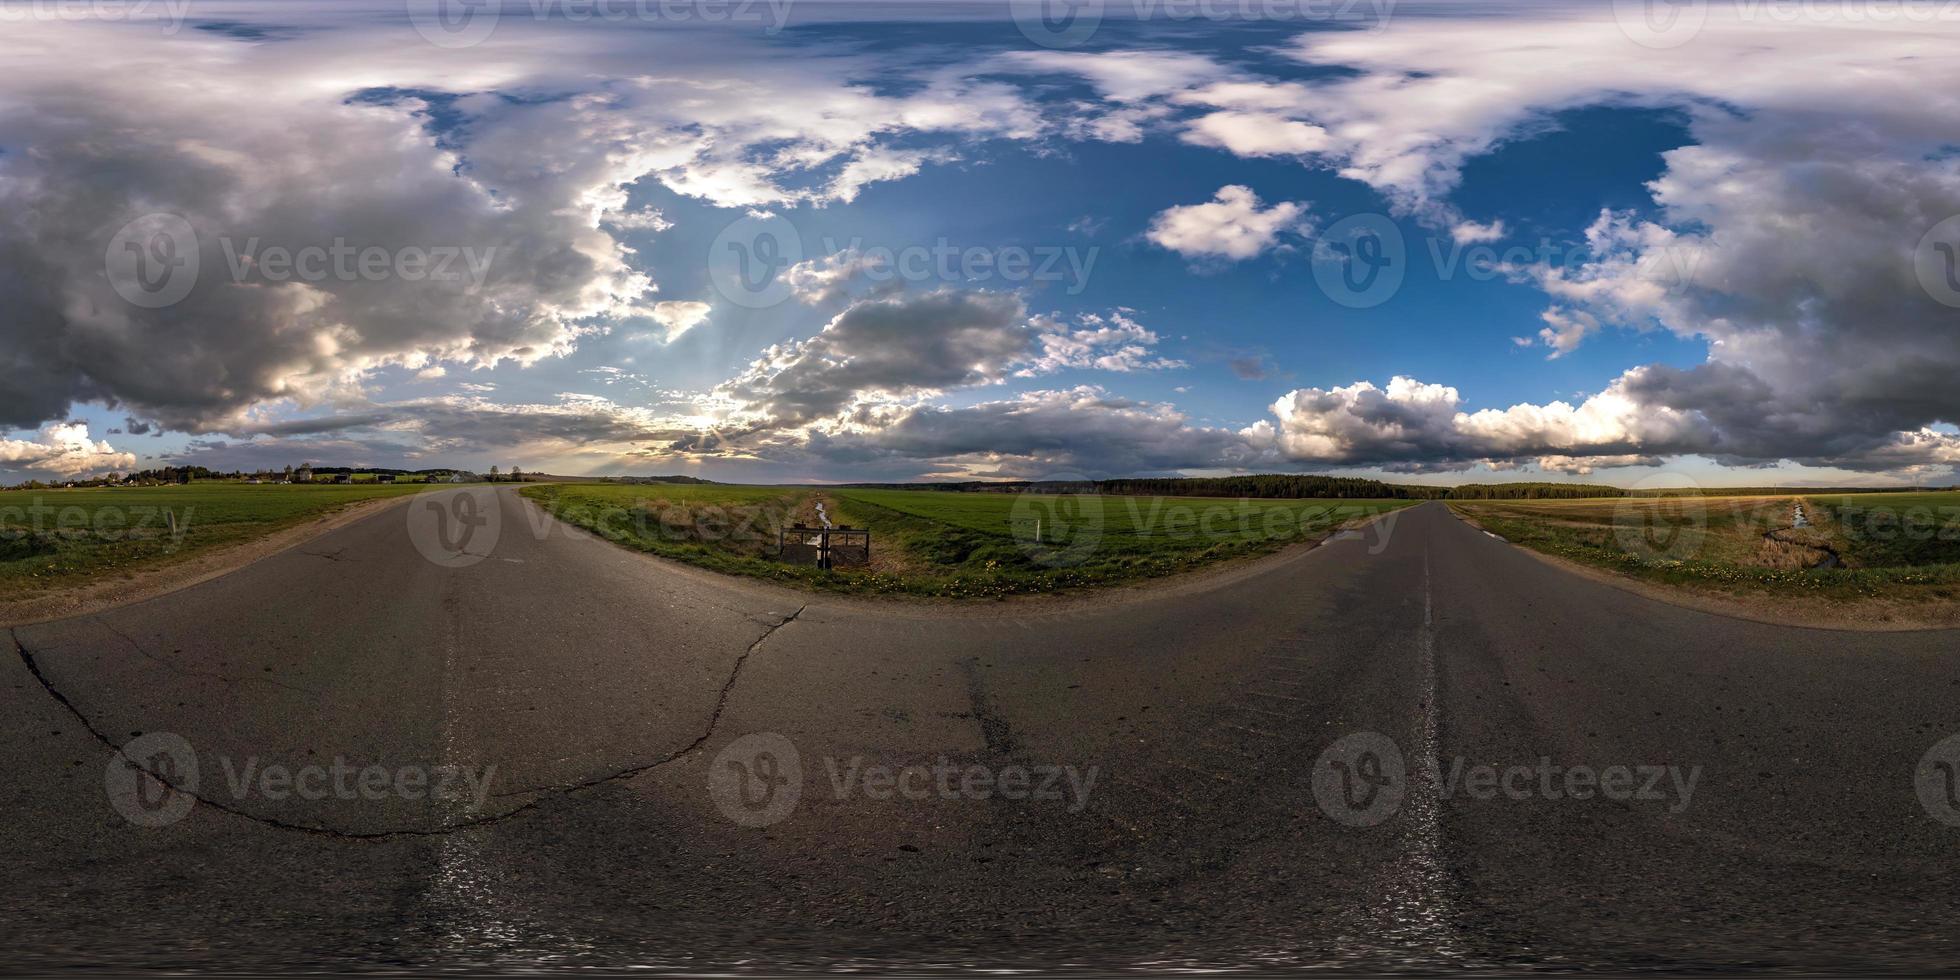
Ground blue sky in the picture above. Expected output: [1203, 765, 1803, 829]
[5, 1, 1960, 487]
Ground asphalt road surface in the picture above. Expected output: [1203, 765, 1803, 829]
[5, 488, 1960, 972]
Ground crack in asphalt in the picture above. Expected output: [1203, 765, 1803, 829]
[93, 616, 322, 697]
[10, 626, 422, 841]
[486, 602, 807, 800]
[298, 547, 352, 562]
[9, 604, 808, 842]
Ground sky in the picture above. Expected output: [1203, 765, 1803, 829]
[4, 0, 1960, 488]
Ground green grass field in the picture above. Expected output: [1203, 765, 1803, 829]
[0, 482, 430, 591]
[523, 483, 1414, 598]
[1807, 493, 1960, 569]
[1451, 491, 1960, 602]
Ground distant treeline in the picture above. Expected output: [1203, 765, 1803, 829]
[1446, 483, 1625, 500]
[1097, 475, 1448, 499]
[1451, 483, 1954, 500]
[606, 474, 715, 485]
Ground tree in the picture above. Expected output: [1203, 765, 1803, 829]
[490, 465, 501, 481]
[511, 466, 523, 482]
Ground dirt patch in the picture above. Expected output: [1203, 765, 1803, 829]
[0, 493, 416, 628]
[816, 494, 932, 578]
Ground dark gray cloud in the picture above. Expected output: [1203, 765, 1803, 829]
[814, 387, 1256, 478]
[0, 18, 1048, 439]
[714, 289, 1183, 433]
[717, 290, 1034, 429]
[1228, 357, 1271, 381]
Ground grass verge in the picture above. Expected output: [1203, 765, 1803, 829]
[0, 482, 431, 592]
[1450, 492, 1960, 604]
[523, 483, 1414, 598]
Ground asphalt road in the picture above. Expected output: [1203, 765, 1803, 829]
[4, 488, 1959, 972]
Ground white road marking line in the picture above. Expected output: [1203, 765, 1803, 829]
[1370, 544, 1474, 965]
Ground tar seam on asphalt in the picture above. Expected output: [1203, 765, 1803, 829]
[958, 656, 1018, 757]
[9, 605, 806, 842]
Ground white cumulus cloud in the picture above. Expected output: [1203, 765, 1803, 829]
[1146, 185, 1309, 262]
